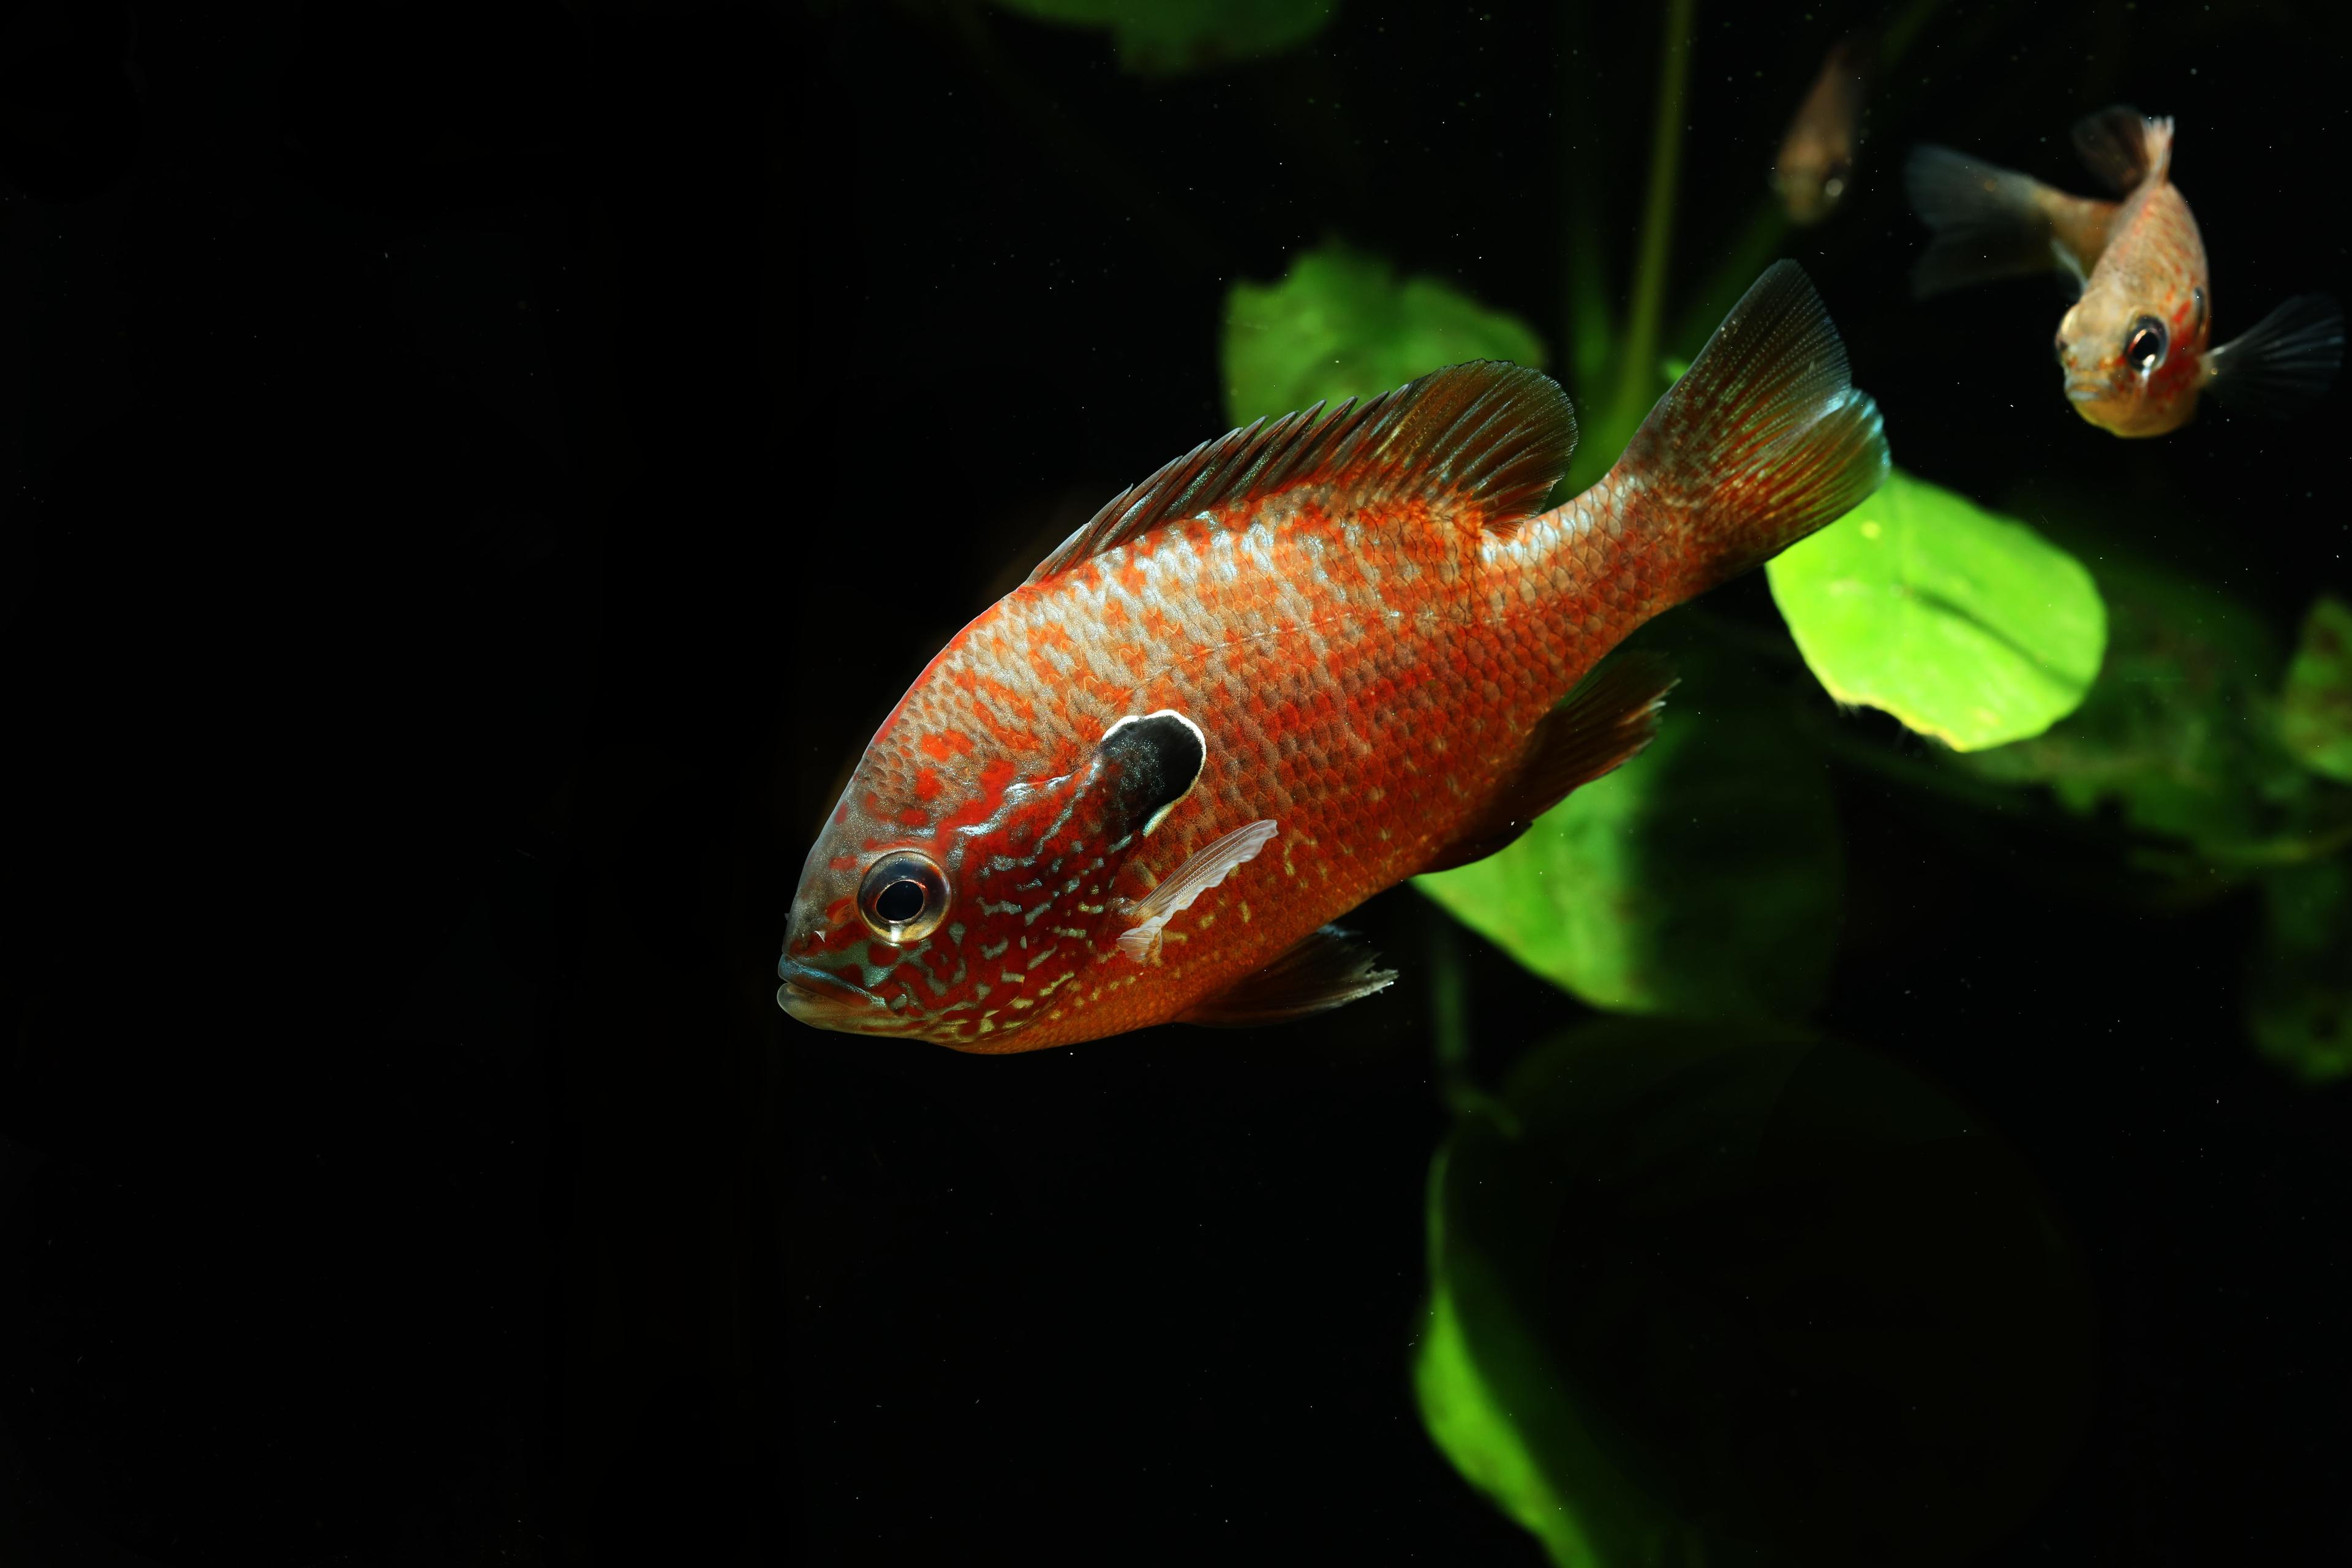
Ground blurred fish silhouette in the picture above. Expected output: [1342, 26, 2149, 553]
[778, 264, 1888, 1051]
[1773, 34, 1872, 225]
[1906, 105, 2345, 436]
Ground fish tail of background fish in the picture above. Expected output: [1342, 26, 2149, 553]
[1905, 145, 2117, 298]
[1498, 263, 1889, 678]
[1773, 34, 1872, 225]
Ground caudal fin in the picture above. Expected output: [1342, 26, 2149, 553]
[1609, 262, 1889, 601]
[1905, 145, 2082, 297]
[2206, 294, 2344, 419]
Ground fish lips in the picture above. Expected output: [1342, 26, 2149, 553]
[775, 956, 893, 1031]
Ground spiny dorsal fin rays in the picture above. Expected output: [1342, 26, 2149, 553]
[1116, 818, 1280, 963]
[1024, 361, 1577, 586]
[2073, 105, 2173, 195]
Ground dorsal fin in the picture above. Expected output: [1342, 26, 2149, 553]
[2073, 105, 2173, 195]
[1025, 361, 1576, 586]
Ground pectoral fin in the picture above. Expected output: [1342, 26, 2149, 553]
[1178, 925, 1396, 1026]
[1118, 818, 1279, 963]
[2205, 295, 2345, 420]
[1420, 653, 1676, 873]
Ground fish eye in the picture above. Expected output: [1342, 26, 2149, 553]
[858, 850, 950, 944]
[2125, 315, 2167, 374]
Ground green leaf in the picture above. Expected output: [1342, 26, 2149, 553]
[1221, 242, 1547, 426]
[2249, 858, 2352, 1084]
[1419, 1019, 2094, 1568]
[991, 0, 1335, 74]
[1416, 622, 1839, 1022]
[1954, 545, 2306, 850]
[1765, 469, 2106, 752]
[1415, 1174, 1643, 1568]
[2280, 594, 2352, 784]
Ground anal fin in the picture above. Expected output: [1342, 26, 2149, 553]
[1420, 652, 1677, 874]
[1178, 925, 1397, 1027]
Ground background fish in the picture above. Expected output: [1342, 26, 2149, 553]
[1773, 34, 1872, 226]
[778, 263, 1888, 1052]
[1905, 105, 2345, 437]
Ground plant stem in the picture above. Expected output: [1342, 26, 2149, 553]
[1602, 0, 1697, 451]
[1427, 910, 1479, 1117]
[1558, 3, 1611, 415]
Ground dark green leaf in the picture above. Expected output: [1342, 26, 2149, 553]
[992, 0, 1335, 74]
[1417, 1019, 2094, 1567]
[2249, 858, 2352, 1084]
[2280, 594, 2352, 785]
[1221, 241, 1547, 426]
[1416, 624, 1840, 1022]
[1953, 545, 2306, 849]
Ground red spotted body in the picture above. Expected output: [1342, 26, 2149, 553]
[1907, 106, 2343, 435]
[778, 264, 1888, 1052]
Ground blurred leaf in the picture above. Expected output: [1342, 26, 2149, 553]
[1953, 545, 2305, 849]
[990, 0, 1335, 74]
[1221, 241, 1547, 425]
[2280, 594, 2352, 784]
[1417, 1018, 2093, 1568]
[1416, 624, 1839, 1022]
[1414, 1205, 1651, 1567]
[1765, 469, 2106, 752]
[2249, 858, 2352, 1084]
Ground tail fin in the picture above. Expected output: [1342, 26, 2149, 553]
[2071, 105, 2173, 194]
[1905, 144, 2075, 297]
[1609, 262, 1889, 601]
[2206, 294, 2345, 418]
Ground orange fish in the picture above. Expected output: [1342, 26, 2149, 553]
[1905, 105, 2344, 437]
[1773, 34, 1872, 226]
[778, 264, 1888, 1052]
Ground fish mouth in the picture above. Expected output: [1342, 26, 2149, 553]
[2063, 375, 2110, 403]
[776, 957, 886, 1030]
[775, 956, 921, 1035]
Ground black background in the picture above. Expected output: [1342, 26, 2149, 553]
[2, 1, 2347, 1563]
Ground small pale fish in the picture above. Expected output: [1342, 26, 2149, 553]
[1905, 105, 2345, 437]
[1773, 34, 1872, 226]
[778, 263, 1888, 1052]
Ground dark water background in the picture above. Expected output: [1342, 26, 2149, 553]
[2, 1, 2347, 1563]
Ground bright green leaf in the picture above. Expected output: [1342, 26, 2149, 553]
[2249, 858, 2352, 1084]
[991, 0, 1335, 74]
[1221, 242, 1546, 426]
[2280, 594, 2352, 784]
[1417, 624, 1839, 1022]
[1765, 469, 2106, 752]
[1419, 1019, 2093, 1567]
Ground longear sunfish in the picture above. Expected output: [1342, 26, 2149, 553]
[1905, 106, 2344, 437]
[778, 263, 1888, 1052]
